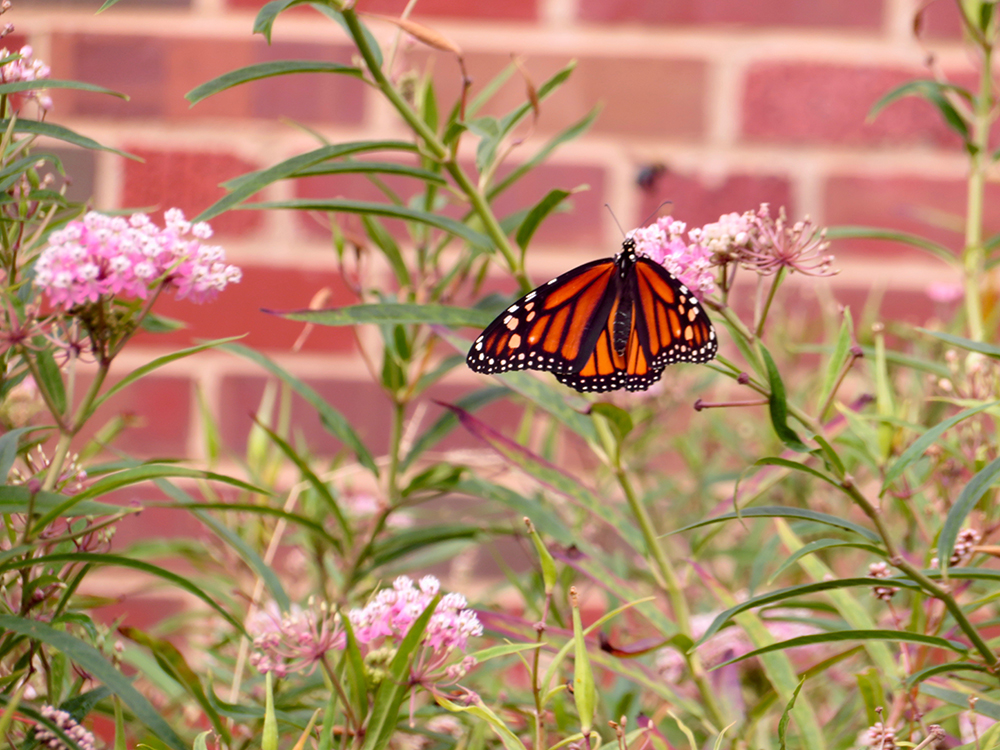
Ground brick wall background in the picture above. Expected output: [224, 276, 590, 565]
[16, 0, 975, 461]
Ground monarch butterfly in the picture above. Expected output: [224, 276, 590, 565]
[466, 237, 718, 392]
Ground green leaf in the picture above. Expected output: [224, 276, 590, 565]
[91, 336, 245, 413]
[33, 344, 66, 415]
[919, 683, 1000, 720]
[0, 80, 126, 98]
[752, 457, 841, 492]
[882, 400, 1000, 491]
[252, 0, 314, 42]
[868, 79, 971, 143]
[939, 455, 1000, 573]
[905, 661, 991, 687]
[777, 678, 804, 750]
[294, 160, 447, 186]
[436, 694, 529, 750]
[0, 615, 187, 750]
[119, 626, 229, 743]
[222, 342, 378, 475]
[0, 484, 120, 517]
[669, 506, 881, 543]
[4, 119, 138, 159]
[402, 386, 509, 471]
[571, 592, 597, 734]
[277, 304, 491, 328]
[825, 226, 955, 264]
[367, 524, 482, 570]
[197, 140, 417, 222]
[0, 552, 245, 633]
[186, 60, 363, 105]
[0, 426, 40, 480]
[816, 307, 853, 418]
[918, 328, 1000, 358]
[516, 188, 571, 251]
[341, 617, 370, 724]
[360, 596, 439, 750]
[855, 667, 885, 727]
[761, 346, 810, 452]
[243, 198, 493, 250]
[697, 577, 923, 644]
[717, 630, 968, 669]
[768, 539, 887, 584]
[590, 403, 633, 444]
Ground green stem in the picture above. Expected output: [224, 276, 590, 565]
[963, 32, 994, 342]
[841, 478, 998, 668]
[754, 268, 785, 339]
[340, 8, 528, 291]
[592, 418, 726, 731]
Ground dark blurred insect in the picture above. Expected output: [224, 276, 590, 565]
[467, 237, 717, 392]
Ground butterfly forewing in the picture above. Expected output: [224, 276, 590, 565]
[467, 238, 718, 393]
[467, 259, 617, 377]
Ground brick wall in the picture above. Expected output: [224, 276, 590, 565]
[16, 0, 973, 460]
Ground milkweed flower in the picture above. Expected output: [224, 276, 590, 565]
[860, 722, 897, 750]
[1, 45, 52, 111]
[739, 204, 835, 277]
[631, 217, 716, 300]
[35, 705, 97, 750]
[349, 575, 482, 687]
[34, 209, 241, 309]
[867, 562, 899, 602]
[247, 600, 345, 677]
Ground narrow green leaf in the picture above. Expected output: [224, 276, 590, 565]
[816, 307, 853, 418]
[868, 79, 971, 142]
[222, 342, 379, 475]
[777, 678, 805, 750]
[768, 539, 886, 584]
[277, 304, 491, 328]
[360, 596, 439, 750]
[186, 60, 363, 105]
[590, 403, 633, 444]
[825, 226, 955, 264]
[515, 188, 571, 251]
[698, 577, 923, 644]
[253, 0, 313, 42]
[119, 626, 229, 743]
[0, 426, 39, 480]
[0, 616, 187, 750]
[571, 591, 597, 734]
[4, 120, 138, 159]
[293, 160, 447, 185]
[669, 506, 881, 543]
[0, 484, 120, 517]
[196, 140, 417, 222]
[918, 328, 1000, 358]
[905, 661, 990, 687]
[367, 524, 482, 569]
[717, 630, 968, 669]
[882, 400, 1000, 490]
[752, 457, 841, 490]
[435, 695, 529, 750]
[341, 616, 370, 724]
[0, 80, 126, 98]
[67, 464, 266, 503]
[919, 683, 1000, 720]
[0, 552, 246, 633]
[761, 346, 810, 452]
[939, 456, 1000, 573]
[362, 214, 410, 288]
[92, 336, 245, 412]
[855, 667, 885, 727]
[33, 345, 66, 416]
[243, 198, 493, 250]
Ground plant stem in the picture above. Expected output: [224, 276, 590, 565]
[962, 29, 994, 342]
[841, 478, 999, 668]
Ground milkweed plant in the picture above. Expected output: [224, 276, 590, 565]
[2, 0, 1000, 749]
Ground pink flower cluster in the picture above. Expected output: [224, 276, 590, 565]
[2, 45, 52, 111]
[247, 601, 345, 678]
[35, 705, 97, 750]
[631, 217, 716, 300]
[349, 575, 483, 655]
[34, 209, 241, 309]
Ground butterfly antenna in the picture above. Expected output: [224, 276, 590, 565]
[639, 200, 673, 228]
[605, 204, 627, 238]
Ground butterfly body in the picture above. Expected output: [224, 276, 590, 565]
[467, 238, 718, 393]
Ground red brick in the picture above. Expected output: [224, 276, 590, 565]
[133, 264, 360, 352]
[636, 170, 793, 229]
[166, 38, 254, 119]
[250, 42, 365, 124]
[917, 0, 964, 38]
[417, 51, 707, 139]
[579, 0, 882, 29]
[121, 148, 263, 236]
[218, 374, 392, 455]
[50, 34, 169, 117]
[353, 0, 535, 21]
[742, 63, 965, 148]
[74, 375, 192, 457]
[823, 175, 1000, 258]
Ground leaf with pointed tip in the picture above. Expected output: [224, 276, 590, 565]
[668, 506, 880, 543]
[0, 615, 187, 750]
[187, 60, 363, 105]
[918, 328, 1000, 358]
[826, 225, 955, 264]
[276, 304, 490, 328]
[939, 456, 1000, 573]
[4, 120, 138, 159]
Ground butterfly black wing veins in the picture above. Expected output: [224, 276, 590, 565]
[467, 238, 717, 393]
